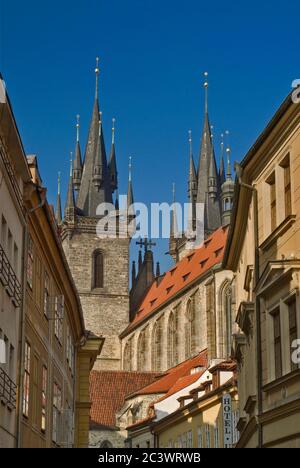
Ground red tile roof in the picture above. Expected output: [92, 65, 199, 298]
[90, 371, 160, 428]
[122, 226, 228, 336]
[156, 369, 206, 403]
[127, 349, 208, 398]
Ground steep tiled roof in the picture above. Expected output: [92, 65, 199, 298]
[156, 369, 206, 403]
[127, 350, 208, 398]
[90, 371, 160, 429]
[122, 226, 228, 336]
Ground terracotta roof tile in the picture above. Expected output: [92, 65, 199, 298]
[90, 371, 160, 428]
[128, 349, 208, 397]
[123, 226, 228, 336]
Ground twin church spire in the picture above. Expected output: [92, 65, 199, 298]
[58, 58, 134, 221]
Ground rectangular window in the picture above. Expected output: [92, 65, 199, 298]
[214, 425, 219, 448]
[205, 425, 210, 448]
[44, 271, 50, 318]
[187, 430, 193, 448]
[32, 355, 39, 426]
[197, 427, 203, 448]
[23, 342, 31, 417]
[7, 230, 12, 263]
[182, 432, 187, 448]
[269, 173, 277, 231]
[281, 155, 292, 217]
[52, 382, 62, 444]
[13, 242, 18, 276]
[54, 297, 63, 344]
[288, 297, 298, 372]
[27, 236, 34, 289]
[41, 366, 47, 432]
[1, 216, 7, 249]
[273, 309, 282, 379]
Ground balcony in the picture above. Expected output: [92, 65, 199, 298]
[0, 244, 22, 307]
[0, 367, 17, 409]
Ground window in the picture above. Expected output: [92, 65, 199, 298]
[32, 355, 39, 425]
[123, 340, 132, 371]
[44, 272, 50, 317]
[41, 366, 47, 432]
[1, 216, 7, 249]
[197, 427, 203, 448]
[281, 155, 292, 217]
[52, 382, 62, 444]
[268, 172, 276, 231]
[182, 432, 187, 448]
[54, 297, 63, 344]
[66, 325, 74, 373]
[273, 309, 282, 379]
[7, 230, 12, 263]
[214, 425, 219, 448]
[205, 425, 210, 448]
[93, 250, 104, 289]
[152, 321, 162, 371]
[167, 311, 177, 368]
[137, 330, 146, 371]
[185, 299, 195, 359]
[187, 431, 193, 448]
[23, 342, 31, 417]
[288, 297, 298, 372]
[27, 236, 34, 289]
[13, 242, 18, 276]
[225, 285, 232, 357]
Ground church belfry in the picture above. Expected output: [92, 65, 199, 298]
[60, 58, 132, 371]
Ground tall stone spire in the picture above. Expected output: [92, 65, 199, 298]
[188, 130, 197, 232]
[169, 183, 179, 262]
[221, 144, 235, 226]
[196, 72, 221, 236]
[219, 133, 226, 185]
[76, 58, 112, 216]
[108, 118, 118, 193]
[55, 172, 62, 224]
[73, 114, 83, 192]
[64, 153, 76, 220]
[127, 156, 134, 210]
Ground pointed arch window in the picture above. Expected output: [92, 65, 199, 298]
[220, 281, 233, 358]
[152, 321, 162, 371]
[185, 298, 195, 359]
[137, 330, 147, 371]
[168, 311, 178, 368]
[92, 250, 104, 289]
[123, 340, 132, 371]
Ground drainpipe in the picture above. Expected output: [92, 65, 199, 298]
[234, 163, 263, 448]
[16, 186, 46, 448]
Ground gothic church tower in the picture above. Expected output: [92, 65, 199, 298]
[59, 59, 133, 371]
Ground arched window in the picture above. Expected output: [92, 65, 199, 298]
[93, 250, 104, 289]
[137, 330, 147, 371]
[219, 281, 233, 358]
[185, 299, 195, 359]
[123, 340, 132, 371]
[152, 321, 162, 371]
[167, 312, 178, 368]
[225, 286, 232, 357]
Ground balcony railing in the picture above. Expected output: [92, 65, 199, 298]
[0, 367, 17, 409]
[0, 244, 22, 307]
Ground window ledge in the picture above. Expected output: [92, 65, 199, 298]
[260, 215, 296, 252]
[263, 368, 300, 393]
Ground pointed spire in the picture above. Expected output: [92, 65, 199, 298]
[93, 112, 105, 191]
[138, 249, 143, 271]
[109, 118, 118, 192]
[95, 57, 100, 100]
[204, 71, 209, 114]
[219, 133, 226, 185]
[226, 147, 232, 180]
[55, 172, 62, 224]
[208, 152, 218, 199]
[127, 156, 134, 209]
[156, 262, 161, 277]
[65, 153, 76, 219]
[188, 130, 197, 200]
[73, 115, 83, 192]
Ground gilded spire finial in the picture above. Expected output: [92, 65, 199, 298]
[58, 172, 61, 195]
[188, 130, 193, 156]
[70, 152, 73, 176]
[172, 182, 176, 203]
[129, 156, 132, 182]
[95, 57, 100, 100]
[112, 118, 116, 144]
[76, 114, 80, 142]
[203, 71, 209, 114]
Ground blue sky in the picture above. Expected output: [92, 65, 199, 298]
[1, 0, 299, 272]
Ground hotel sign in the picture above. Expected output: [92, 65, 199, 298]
[222, 393, 233, 448]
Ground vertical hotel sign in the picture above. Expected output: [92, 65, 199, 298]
[222, 393, 233, 448]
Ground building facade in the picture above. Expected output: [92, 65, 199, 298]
[224, 92, 300, 447]
[0, 78, 32, 448]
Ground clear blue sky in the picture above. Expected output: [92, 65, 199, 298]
[1, 0, 299, 272]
